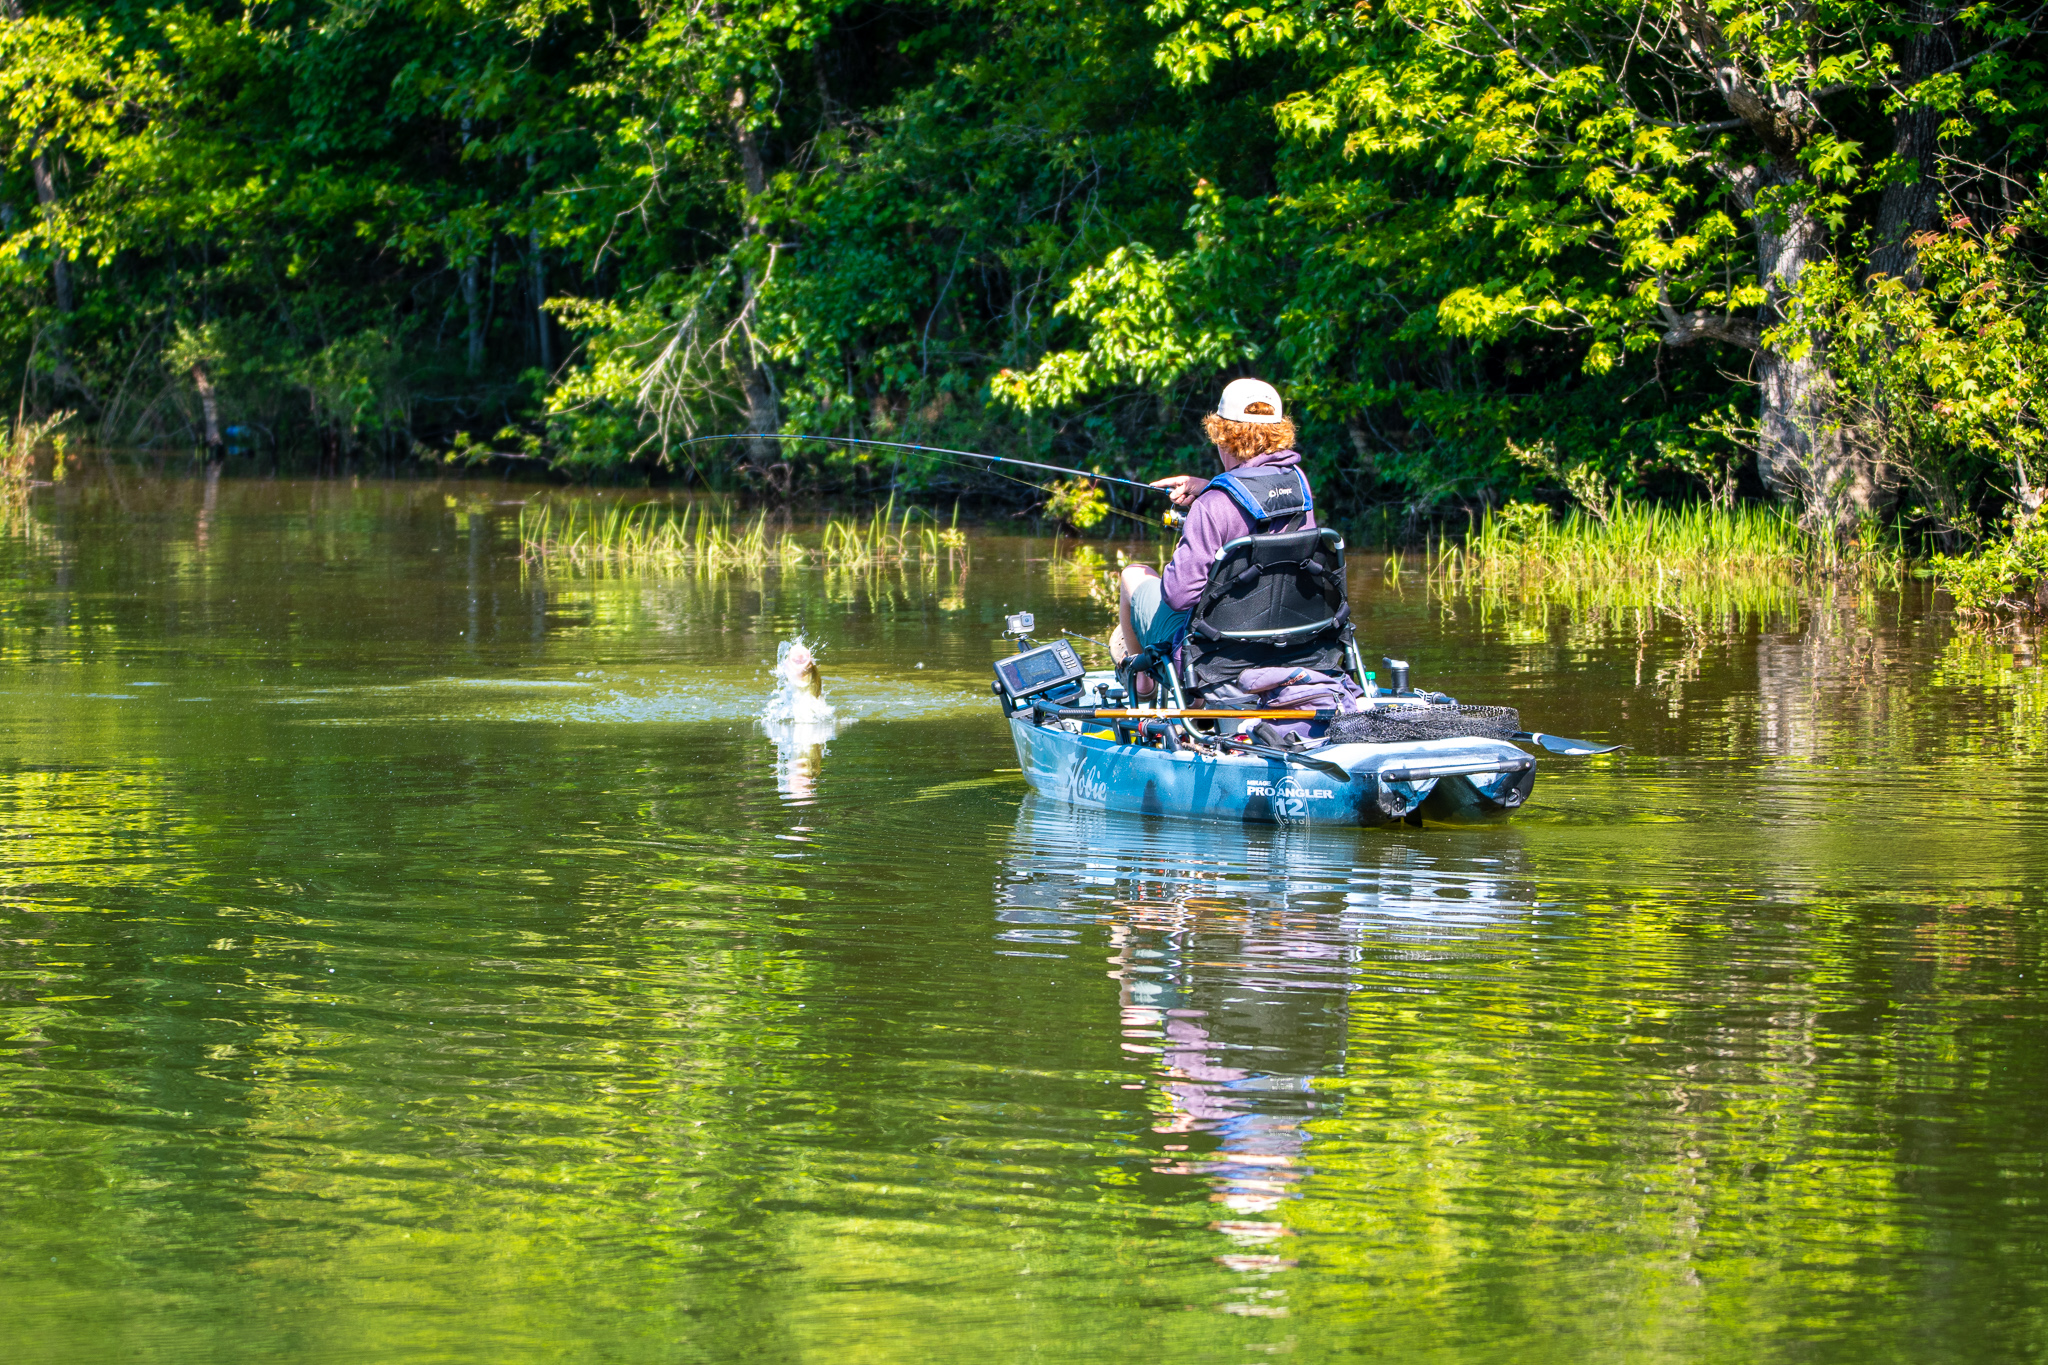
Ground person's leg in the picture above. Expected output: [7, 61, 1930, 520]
[1115, 564, 1155, 662]
[1118, 566, 1190, 700]
[1115, 566, 1155, 695]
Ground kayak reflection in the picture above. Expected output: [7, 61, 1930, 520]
[997, 795, 1534, 1227]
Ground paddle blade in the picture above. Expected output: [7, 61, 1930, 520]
[1516, 731, 1623, 757]
[1217, 736, 1353, 781]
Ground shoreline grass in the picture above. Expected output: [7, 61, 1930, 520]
[1421, 499, 1904, 628]
[817, 497, 967, 569]
[518, 499, 794, 570]
[518, 495, 968, 572]
[1430, 500, 1899, 588]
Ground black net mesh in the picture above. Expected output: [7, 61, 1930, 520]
[1324, 703, 1521, 745]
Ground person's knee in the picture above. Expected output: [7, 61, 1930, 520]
[1120, 564, 1158, 593]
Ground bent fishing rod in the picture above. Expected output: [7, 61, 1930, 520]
[676, 432, 1174, 498]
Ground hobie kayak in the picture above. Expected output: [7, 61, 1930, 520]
[1005, 682, 1533, 827]
[986, 613, 1618, 828]
[991, 626, 1536, 825]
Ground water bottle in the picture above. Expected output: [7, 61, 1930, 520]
[1363, 670, 1379, 700]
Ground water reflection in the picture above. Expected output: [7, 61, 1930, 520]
[763, 718, 841, 804]
[998, 797, 1535, 1238]
[8, 471, 2048, 1363]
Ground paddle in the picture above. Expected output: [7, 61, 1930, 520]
[1514, 731, 1624, 757]
[1211, 733, 1352, 781]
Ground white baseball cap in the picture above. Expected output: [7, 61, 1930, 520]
[1216, 377, 1285, 424]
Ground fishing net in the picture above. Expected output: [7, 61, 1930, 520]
[1324, 703, 1520, 746]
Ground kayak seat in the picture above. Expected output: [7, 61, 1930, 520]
[1180, 527, 1354, 701]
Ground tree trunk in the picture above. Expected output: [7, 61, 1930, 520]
[530, 232, 553, 373]
[730, 87, 781, 482]
[463, 256, 484, 376]
[1744, 173, 1891, 530]
[1747, 7, 1958, 529]
[527, 153, 553, 374]
[29, 153, 72, 314]
[1867, 6, 1957, 285]
[191, 363, 224, 460]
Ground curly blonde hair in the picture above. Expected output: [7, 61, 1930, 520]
[1202, 412, 1298, 462]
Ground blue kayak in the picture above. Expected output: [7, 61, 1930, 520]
[1004, 669, 1535, 828]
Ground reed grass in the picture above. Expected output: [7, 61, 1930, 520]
[1433, 500, 1812, 585]
[820, 497, 969, 567]
[1431, 500, 1903, 586]
[519, 499, 789, 570]
[1426, 498, 1898, 629]
[519, 495, 969, 572]
[820, 497, 905, 568]
[3, 410, 70, 499]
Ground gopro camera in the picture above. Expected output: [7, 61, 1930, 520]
[1004, 611, 1035, 638]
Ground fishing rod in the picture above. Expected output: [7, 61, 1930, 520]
[676, 432, 1174, 498]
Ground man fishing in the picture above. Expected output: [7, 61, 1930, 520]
[1111, 378, 1314, 699]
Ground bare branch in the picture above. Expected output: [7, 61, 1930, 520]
[1916, 6, 2047, 83]
[1457, 0, 1560, 84]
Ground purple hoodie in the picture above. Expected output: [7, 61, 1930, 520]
[1161, 449, 1316, 611]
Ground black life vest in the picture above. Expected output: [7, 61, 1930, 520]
[1178, 465, 1350, 697]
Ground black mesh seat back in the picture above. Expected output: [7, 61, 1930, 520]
[1183, 528, 1351, 691]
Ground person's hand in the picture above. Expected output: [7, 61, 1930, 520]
[1150, 474, 1210, 508]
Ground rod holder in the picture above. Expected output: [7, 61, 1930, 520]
[1138, 718, 1184, 753]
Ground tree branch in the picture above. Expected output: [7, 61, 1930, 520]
[1660, 308, 1762, 350]
[1657, 276, 1762, 350]
[1917, 7, 2047, 83]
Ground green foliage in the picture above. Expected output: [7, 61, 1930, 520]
[1044, 477, 1110, 532]
[1777, 206, 2048, 539]
[1929, 513, 2048, 615]
[2, 0, 2047, 537]
[1009, 0, 2048, 521]
[0, 9, 169, 266]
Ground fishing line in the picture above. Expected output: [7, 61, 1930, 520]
[924, 453, 1165, 529]
[678, 431, 1174, 529]
[677, 432, 1173, 497]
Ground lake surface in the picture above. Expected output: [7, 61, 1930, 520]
[2, 474, 2044, 1363]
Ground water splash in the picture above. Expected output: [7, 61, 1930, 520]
[763, 637, 836, 724]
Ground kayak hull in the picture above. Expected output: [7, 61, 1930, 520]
[1007, 715, 1535, 828]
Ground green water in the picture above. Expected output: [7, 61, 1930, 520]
[3, 475, 2045, 1363]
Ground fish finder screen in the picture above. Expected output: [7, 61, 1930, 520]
[997, 642, 1082, 697]
[1010, 647, 1069, 688]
